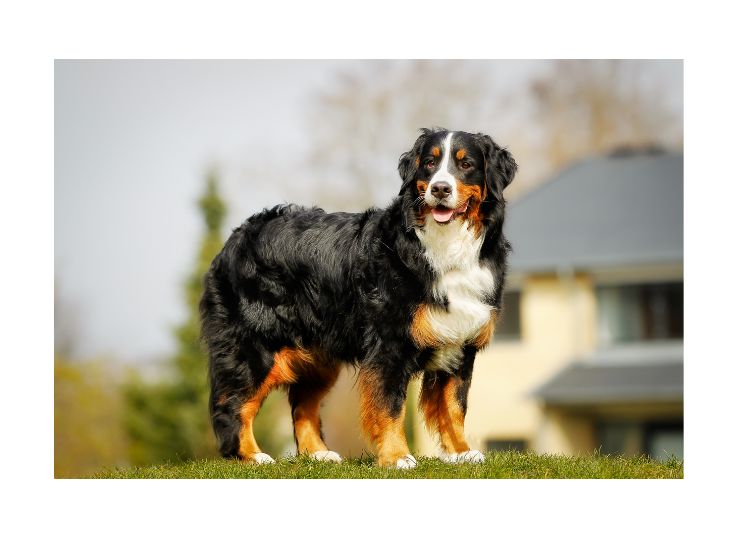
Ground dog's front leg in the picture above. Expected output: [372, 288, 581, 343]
[419, 346, 485, 463]
[358, 364, 416, 469]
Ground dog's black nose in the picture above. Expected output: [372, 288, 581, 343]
[430, 181, 452, 199]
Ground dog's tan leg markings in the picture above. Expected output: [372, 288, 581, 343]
[358, 368, 415, 468]
[288, 363, 341, 461]
[420, 371, 485, 463]
[238, 389, 272, 463]
[420, 372, 471, 455]
[238, 346, 314, 463]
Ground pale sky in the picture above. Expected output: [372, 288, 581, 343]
[55, 60, 682, 362]
[56, 60, 352, 360]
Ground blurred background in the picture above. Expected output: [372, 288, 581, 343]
[55, 59, 683, 477]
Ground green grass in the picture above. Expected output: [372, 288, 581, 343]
[90, 451, 683, 479]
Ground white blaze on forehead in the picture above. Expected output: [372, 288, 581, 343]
[437, 132, 454, 176]
[425, 132, 458, 206]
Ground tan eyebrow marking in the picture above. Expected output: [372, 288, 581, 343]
[431, 146, 441, 157]
[456, 149, 466, 160]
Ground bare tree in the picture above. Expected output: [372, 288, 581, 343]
[527, 60, 682, 176]
[305, 60, 504, 210]
[303, 60, 682, 203]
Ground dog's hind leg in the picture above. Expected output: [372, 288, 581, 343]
[237, 382, 277, 464]
[234, 347, 309, 464]
[288, 363, 342, 462]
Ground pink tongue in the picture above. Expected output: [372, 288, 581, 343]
[431, 207, 454, 223]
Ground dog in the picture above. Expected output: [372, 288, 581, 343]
[199, 128, 517, 468]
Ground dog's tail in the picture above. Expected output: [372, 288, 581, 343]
[200, 264, 246, 458]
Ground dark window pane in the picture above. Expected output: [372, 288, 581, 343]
[496, 291, 521, 341]
[597, 421, 643, 457]
[597, 282, 683, 344]
[597, 421, 683, 460]
[645, 422, 683, 461]
[486, 439, 527, 452]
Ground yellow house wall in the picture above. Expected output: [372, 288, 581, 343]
[414, 273, 599, 457]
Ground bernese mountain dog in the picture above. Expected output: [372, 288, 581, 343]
[200, 128, 517, 468]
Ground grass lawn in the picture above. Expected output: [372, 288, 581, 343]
[91, 451, 683, 479]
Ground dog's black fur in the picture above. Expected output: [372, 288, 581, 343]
[200, 128, 516, 460]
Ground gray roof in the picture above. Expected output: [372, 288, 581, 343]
[532, 355, 683, 406]
[506, 151, 683, 273]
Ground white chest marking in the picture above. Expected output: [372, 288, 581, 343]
[415, 217, 496, 372]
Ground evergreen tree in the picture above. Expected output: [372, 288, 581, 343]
[123, 171, 225, 464]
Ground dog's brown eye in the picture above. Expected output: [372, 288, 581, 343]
[460, 161, 472, 170]
[425, 160, 435, 169]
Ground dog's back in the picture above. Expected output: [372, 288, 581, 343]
[200, 203, 379, 456]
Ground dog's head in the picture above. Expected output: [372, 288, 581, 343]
[399, 128, 517, 234]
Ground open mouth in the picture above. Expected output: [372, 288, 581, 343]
[430, 201, 469, 224]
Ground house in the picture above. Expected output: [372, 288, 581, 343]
[414, 148, 684, 461]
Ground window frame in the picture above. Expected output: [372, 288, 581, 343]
[595, 280, 683, 346]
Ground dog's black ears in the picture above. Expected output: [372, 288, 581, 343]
[473, 133, 517, 197]
[398, 128, 433, 193]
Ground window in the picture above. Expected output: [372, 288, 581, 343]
[596, 282, 683, 345]
[645, 422, 683, 462]
[597, 420, 683, 461]
[597, 421, 643, 457]
[486, 439, 527, 453]
[495, 290, 521, 341]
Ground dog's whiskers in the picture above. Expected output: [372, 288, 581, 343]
[412, 195, 424, 206]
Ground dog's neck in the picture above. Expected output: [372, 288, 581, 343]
[415, 216, 484, 274]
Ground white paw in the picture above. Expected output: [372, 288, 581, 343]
[251, 452, 275, 464]
[441, 449, 485, 464]
[395, 454, 417, 469]
[310, 450, 343, 463]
